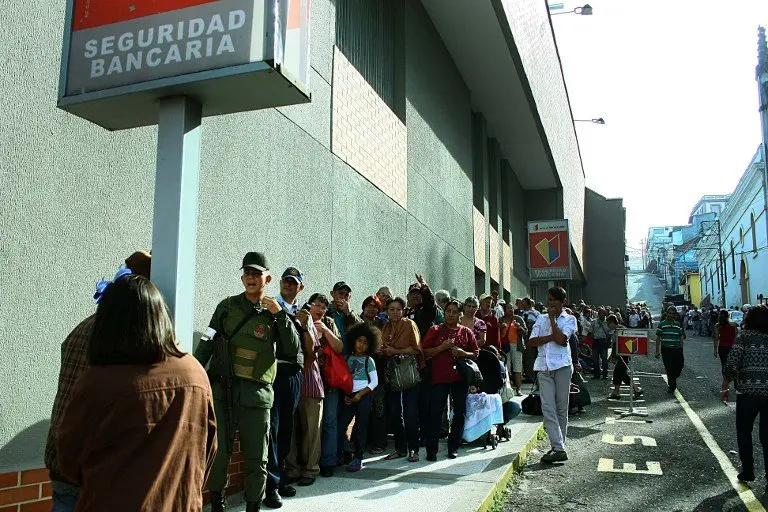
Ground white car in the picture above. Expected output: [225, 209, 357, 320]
[729, 310, 745, 328]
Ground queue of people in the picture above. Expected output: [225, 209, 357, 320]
[44, 250, 535, 512]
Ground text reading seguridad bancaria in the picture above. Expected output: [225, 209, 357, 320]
[84, 10, 246, 78]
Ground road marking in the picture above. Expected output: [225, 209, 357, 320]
[602, 434, 657, 447]
[605, 417, 648, 424]
[665, 376, 765, 512]
[597, 458, 663, 475]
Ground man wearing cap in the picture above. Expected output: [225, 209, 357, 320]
[195, 252, 302, 512]
[264, 268, 310, 508]
[327, 281, 362, 354]
[46, 250, 151, 512]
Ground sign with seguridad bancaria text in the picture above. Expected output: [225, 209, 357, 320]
[66, 0, 262, 95]
[527, 219, 572, 281]
[59, 0, 312, 129]
[616, 329, 650, 357]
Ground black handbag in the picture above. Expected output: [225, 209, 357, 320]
[386, 354, 422, 391]
[521, 377, 542, 416]
[455, 357, 483, 387]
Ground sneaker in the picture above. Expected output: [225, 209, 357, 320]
[263, 490, 282, 509]
[634, 389, 644, 398]
[608, 392, 621, 400]
[447, 450, 458, 459]
[347, 458, 363, 472]
[515, 388, 523, 396]
[541, 450, 568, 464]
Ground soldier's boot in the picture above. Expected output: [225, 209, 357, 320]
[246, 501, 261, 512]
[210, 491, 226, 512]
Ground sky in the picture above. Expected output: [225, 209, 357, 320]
[550, 0, 768, 261]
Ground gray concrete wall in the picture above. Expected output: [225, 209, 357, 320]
[0, 0, 482, 471]
[583, 188, 627, 307]
[404, 0, 475, 298]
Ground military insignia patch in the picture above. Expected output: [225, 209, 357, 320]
[254, 324, 266, 339]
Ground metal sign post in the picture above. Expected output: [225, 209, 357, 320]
[613, 329, 650, 419]
[151, 97, 202, 353]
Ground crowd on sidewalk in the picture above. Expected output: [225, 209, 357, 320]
[44, 249, 543, 512]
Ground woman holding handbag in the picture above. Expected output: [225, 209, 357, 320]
[381, 297, 423, 463]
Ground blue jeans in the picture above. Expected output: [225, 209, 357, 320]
[388, 385, 420, 454]
[266, 366, 302, 493]
[320, 389, 339, 470]
[51, 480, 78, 512]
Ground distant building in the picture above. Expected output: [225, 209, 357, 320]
[697, 146, 767, 308]
[679, 271, 702, 307]
[583, 188, 628, 307]
[688, 195, 731, 221]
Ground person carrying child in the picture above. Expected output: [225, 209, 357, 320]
[337, 322, 380, 472]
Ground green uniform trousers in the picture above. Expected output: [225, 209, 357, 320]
[208, 398, 271, 502]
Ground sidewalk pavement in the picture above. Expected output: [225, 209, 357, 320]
[218, 398, 544, 512]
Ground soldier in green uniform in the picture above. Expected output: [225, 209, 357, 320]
[195, 252, 302, 512]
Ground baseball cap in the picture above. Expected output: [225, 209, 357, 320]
[408, 283, 422, 294]
[241, 252, 270, 272]
[281, 267, 304, 284]
[478, 293, 492, 302]
[333, 281, 351, 293]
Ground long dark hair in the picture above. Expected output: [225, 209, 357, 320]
[89, 275, 184, 365]
[718, 309, 730, 328]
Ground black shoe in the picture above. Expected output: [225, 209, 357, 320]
[246, 501, 262, 512]
[342, 451, 353, 465]
[210, 491, 226, 512]
[297, 477, 315, 487]
[262, 491, 282, 509]
[278, 485, 296, 498]
[667, 387, 675, 394]
[426, 453, 437, 462]
[738, 471, 756, 482]
[447, 450, 458, 459]
[320, 467, 334, 478]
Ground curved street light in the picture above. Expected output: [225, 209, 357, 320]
[574, 118, 605, 124]
[551, 4, 593, 16]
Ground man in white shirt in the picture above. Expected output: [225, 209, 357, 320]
[628, 309, 640, 328]
[529, 287, 577, 464]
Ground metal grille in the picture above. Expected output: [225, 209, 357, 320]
[335, 0, 396, 109]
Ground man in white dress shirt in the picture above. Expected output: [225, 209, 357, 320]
[528, 286, 577, 464]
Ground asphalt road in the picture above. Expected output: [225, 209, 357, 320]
[502, 332, 768, 512]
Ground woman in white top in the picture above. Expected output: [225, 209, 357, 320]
[528, 286, 577, 464]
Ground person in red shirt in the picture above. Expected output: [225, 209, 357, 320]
[477, 293, 501, 351]
[715, 309, 739, 392]
[422, 300, 479, 461]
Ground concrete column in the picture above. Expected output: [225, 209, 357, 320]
[472, 112, 490, 294]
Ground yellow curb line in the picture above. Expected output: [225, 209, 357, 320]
[476, 422, 547, 512]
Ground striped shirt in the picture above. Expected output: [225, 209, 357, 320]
[301, 329, 325, 399]
[656, 320, 684, 348]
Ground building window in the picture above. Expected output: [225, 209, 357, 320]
[722, 254, 727, 284]
[752, 213, 757, 253]
[712, 204, 722, 214]
[740, 227, 744, 246]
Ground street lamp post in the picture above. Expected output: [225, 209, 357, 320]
[574, 118, 605, 124]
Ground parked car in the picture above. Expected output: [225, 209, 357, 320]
[729, 310, 745, 328]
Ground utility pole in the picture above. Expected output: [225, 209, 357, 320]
[757, 27, 768, 251]
[700, 219, 727, 308]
